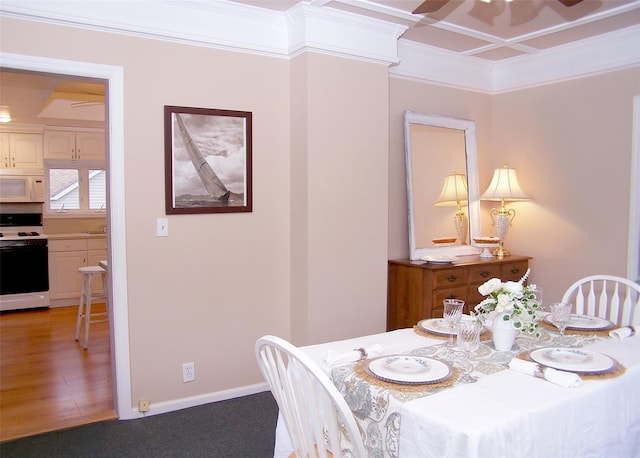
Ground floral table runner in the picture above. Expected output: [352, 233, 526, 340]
[331, 328, 605, 458]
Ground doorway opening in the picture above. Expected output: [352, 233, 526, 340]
[0, 53, 133, 433]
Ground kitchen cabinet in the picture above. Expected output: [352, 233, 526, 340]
[387, 255, 531, 331]
[44, 129, 105, 161]
[0, 132, 43, 169]
[48, 237, 107, 303]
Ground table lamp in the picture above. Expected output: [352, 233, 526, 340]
[434, 172, 469, 245]
[480, 164, 530, 257]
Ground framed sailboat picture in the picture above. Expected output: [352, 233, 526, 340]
[164, 105, 252, 214]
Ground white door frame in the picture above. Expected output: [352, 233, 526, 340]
[1, 52, 134, 419]
[628, 95, 640, 282]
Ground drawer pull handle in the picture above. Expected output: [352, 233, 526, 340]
[446, 275, 457, 282]
[446, 294, 458, 299]
[480, 271, 490, 278]
[510, 268, 521, 274]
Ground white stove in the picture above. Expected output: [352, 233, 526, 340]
[0, 212, 50, 311]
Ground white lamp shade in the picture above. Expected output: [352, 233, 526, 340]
[435, 173, 468, 206]
[481, 166, 530, 201]
[0, 105, 11, 123]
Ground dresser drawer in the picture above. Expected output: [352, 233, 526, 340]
[501, 262, 529, 282]
[468, 265, 501, 285]
[432, 269, 468, 288]
[432, 287, 468, 317]
[466, 287, 485, 310]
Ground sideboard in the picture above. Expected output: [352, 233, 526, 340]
[387, 255, 531, 331]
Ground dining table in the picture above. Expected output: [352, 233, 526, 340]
[272, 318, 640, 458]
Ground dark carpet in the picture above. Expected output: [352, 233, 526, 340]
[0, 391, 278, 457]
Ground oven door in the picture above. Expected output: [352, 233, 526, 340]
[0, 241, 49, 296]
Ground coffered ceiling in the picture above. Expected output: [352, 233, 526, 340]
[231, 0, 640, 61]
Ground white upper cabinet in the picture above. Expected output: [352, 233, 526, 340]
[0, 132, 44, 169]
[44, 129, 105, 161]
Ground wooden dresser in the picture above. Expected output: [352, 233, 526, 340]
[387, 255, 531, 331]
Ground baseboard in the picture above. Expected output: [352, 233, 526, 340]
[120, 382, 271, 420]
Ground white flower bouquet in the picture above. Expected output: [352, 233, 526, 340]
[472, 268, 542, 337]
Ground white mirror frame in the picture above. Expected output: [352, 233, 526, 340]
[404, 111, 481, 260]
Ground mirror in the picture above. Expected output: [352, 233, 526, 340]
[404, 111, 481, 260]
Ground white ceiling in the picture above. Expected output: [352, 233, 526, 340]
[232, 0, 640, 61]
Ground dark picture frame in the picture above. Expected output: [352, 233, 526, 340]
[164, 105, 252, 214]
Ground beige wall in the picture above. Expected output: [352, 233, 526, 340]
[489, 68, 640, 303]
[290, 53, 389, 346]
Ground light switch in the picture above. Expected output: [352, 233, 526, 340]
[157, 218, 169, 237]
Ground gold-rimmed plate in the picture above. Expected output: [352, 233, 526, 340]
[366, 355, 453, 385]
[544, 314, 613, 331]
[530, 348, 614, 373]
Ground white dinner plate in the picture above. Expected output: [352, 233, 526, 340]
[544, 314, 612, 330]
[418, 318, 455, 336]
[367, 355, 452, 384]
[418, 318, 487, 336]
[421, 255, 457, 264]
[530, 347, 614, 373]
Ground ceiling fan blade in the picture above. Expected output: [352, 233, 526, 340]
[412, 0, 450, 14]
[557, 0, 584, 6]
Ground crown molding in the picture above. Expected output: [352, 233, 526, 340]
[0, 0, 291, 57]
[0, 0, 405, 64]
[392, 24, 640, 93]
[491, 25, 640, 93]
[286, 2, 406, 65]
[1, 1, 637, 91]
[390, 40, 494, 93]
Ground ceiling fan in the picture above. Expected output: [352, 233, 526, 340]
[413, 0, 583, 14]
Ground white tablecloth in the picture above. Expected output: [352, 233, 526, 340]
[273, 329, 640, 458]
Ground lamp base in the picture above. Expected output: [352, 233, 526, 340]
[454, 213, 468, 245]
[492, 245, 510, 258]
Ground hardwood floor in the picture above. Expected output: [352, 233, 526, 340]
[0, 305, 115, 442]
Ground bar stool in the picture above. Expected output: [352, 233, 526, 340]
[75, 265, 108, 350]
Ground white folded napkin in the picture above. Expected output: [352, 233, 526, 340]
[325, 344, 383, 366]
[508, 358, 582, 388]
[609, 326, 636, 340]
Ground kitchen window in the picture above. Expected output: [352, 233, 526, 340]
[47, 166, 106, 215]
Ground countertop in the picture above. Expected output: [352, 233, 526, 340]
[47, 232, 107, 240]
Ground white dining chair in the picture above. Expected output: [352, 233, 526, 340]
[255, 335, 366, 458]
[561, 275, 640, 327]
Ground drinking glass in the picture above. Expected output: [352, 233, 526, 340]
[443, 299, 464, 347]
[457, 320, 481, 383]
[550, 302, 572, 336]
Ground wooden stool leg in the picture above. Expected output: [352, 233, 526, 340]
[83, 274, 93, 350]
[101, 270, 109, 311]
[75, 274, 87, 341]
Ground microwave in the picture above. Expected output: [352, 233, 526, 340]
[0, 173, 45, 203]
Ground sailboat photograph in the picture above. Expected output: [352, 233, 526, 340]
[164, 106, 252, 214]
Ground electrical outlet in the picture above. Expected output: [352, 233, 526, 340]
[182, 362, 195, 382]
[139, 400, 150, 412]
